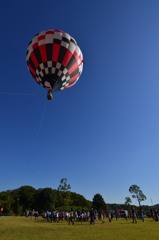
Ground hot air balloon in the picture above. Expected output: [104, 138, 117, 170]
[26, 29, 84, 100]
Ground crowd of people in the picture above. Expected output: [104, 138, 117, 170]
[25, 206, 159, 224]
[25, 208, 95, 224]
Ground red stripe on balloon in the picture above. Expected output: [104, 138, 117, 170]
[39, 45, 47, 62]
[62, 50, 73, 67]
[68, 62, 78, 74]
[30, 52, 39, 68]
[52, 44, 60, 62]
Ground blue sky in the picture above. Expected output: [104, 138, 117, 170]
[0, 0, 159, 206]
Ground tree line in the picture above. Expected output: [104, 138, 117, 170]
[0, 185, 91, 215]
[0, 178, 107, 215]
[0, 179, 156, 216]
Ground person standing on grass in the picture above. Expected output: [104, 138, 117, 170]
[68, 209, 75, 225]
[108, 211, 112, 222]
[139, 207, 144, 222]
[90, 207, 95, 225]
[154, 209, 159, 222]
[0, 207, 3, 216]
[131, 206, 137, 224]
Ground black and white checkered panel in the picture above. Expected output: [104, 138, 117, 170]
[35, 61, 71, 91]
[60, 69, 71, 90]
[46, 31, 63, 46]
[60, 35, 71, 49]
[67, 40, 77, 55]
[77, 58, 83, 81]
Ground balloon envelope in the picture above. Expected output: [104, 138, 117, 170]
[26, 29, 83, 92]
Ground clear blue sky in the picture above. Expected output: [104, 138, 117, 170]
[0, 0, 159, 206]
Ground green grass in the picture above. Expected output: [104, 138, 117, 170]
[0, 216, 159, 240]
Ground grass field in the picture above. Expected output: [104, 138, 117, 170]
[0, 216, 159, 240]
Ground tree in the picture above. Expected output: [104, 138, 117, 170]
[92, 193, 107, 212]
[0, 191, 12, 213]
[129, 184, 146, 206]
[57, 178, 71, 192]
[57, 178, 71, 208]
[35, 188, 55, 211]
[71, 192, 91, 209]
[18, 186, 36, 211]
[125, 197, 132, 206]
[10, 189, 22, 215]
